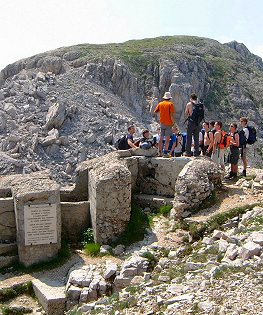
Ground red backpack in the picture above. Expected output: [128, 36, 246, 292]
[218, 131, 231, 149]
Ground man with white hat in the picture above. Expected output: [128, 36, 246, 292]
[154, 91, 176, 156]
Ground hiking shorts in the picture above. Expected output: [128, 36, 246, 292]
[212, 148, 225, 166]
[229, 146, 239, 165]
[240, 146, 248, 159]
[160, 124, 172, 137]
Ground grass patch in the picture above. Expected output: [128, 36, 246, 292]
[159, 205, 173, 216]
[84, 243, 101, 256]
[0, 282, 34, 303]
[112, 202, 150, 247]
[0, 241, 70, 274]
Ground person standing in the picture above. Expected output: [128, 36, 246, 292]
[154, 92, 176, 156]
[239, 117, 249, 177]
[225, 123, 240, 179]
[202, 122, 211, 156]
[212, 121, 226, 171]
[185, 94, 204, 157]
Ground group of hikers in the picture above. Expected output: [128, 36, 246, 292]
[117, 92, 257, 179]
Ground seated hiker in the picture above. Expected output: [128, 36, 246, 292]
[116, 125, 137, 150]
[139, 129, 153, 149]
[169, 125, 183, 157]
[225, 123, 240, 179]
[153, 126, 160, 148]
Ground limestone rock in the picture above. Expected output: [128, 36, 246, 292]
[45, 102, 66, 130]
[240, 241, 261, 260]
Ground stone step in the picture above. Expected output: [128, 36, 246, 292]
[33, 278, 66, 315]
[133, 194, 173, 210]
[0, 255, 18, 268]
[0, 242, 17, 255]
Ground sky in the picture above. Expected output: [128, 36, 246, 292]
[0, 0, 263, 70]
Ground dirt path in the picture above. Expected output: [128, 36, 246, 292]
[188, 182, 263, 222]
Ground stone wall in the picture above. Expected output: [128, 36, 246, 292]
[171, 157, 223, 218]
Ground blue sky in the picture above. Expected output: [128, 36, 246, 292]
[0, 0, 263, 70]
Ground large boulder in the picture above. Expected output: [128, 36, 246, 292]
[171, 157, 223, 218]
[45, 102, 66, 130]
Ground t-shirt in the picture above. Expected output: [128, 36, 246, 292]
[127, 133, 134, 148]
[243, 127, 249, 140]
[154, 100, 175, 126]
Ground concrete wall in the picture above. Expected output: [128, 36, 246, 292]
[0, 197, 16, 241]
[61, 201, 90, 242]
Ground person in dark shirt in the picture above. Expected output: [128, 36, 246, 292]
[127, 125, 137, 148]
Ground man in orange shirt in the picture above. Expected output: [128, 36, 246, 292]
[154, 91, 176, 156]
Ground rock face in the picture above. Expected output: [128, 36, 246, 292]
[0, 35, 263, 183]
[171, 157, 223, 218]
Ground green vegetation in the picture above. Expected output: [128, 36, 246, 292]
[159, 205, 173, 216]
[112, 202, 150, 247]
[175, 203, 261, 242]
[66, 307, 83, 315]
[0, 241, 70, 274]
[81, 228, 94, 246]
[0, 282, 34, 303]
[84, 243, 101, 256]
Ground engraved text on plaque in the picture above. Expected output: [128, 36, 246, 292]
[24, 204, 57, 245]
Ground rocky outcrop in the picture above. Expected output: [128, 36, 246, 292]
[171, 157, 223, 218]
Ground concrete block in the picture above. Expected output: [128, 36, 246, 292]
[12, 174, 61, 267]
[89, 163, 131, 244]
[33, 279, 66, 315]
[0, 255, 18, 268]
[0, 197, 16, 240]
[0, 242, 17, 255]
[61, 201, 90, 242]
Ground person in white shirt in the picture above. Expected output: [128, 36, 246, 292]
[240, 117, 249, 177]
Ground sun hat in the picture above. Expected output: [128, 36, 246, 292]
[163, 91, 172, 99]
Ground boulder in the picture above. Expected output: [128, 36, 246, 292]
[240, 241, 261, 260]
[4, 103, 17, 118]
[45, 102, 66, 130]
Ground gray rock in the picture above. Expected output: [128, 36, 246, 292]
[114, 276, 131, 290]
[113, 244, 125, 256]
[4, 103, 17, 117]
[104, 261, 117, 279]
[67, 285, 82, 301]
[240, 241, 262, 260]
[251, 232, 263, 246]
[45, 101, 66, 130]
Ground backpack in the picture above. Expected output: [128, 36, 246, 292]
[218, 131, 231, 149]
[189, 102, 204, 125]
[238, 130, 247, 148]
[247, 126, 257, 145]
[115, 135, 129, 150]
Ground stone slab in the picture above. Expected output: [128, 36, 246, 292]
[33, 279, 66, 315]
[61, 201, 90, 242]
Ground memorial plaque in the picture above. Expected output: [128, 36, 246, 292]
[24, 204, 57, 245]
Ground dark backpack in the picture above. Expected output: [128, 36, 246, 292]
[247, 126, 257, 145]
[238, 130, 247, 148]
[115, 135, 129, 150]
[189, 102, 204, 125]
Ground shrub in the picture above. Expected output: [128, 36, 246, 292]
[84, 243, 101, 256]
[159, 205, 173, 216]
[82, 228, 94, 246]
